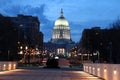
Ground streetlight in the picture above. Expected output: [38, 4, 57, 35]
[93, 50, 100, 63]
[19, 45, 28, 63]
[25, 46, 31, 64]
[25, 46, 28, 50]
[20, 46, 23, 49]
[96, 50, 100, 62]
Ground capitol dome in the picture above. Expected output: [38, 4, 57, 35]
[54, 17, 69, 26]
[51, 9, 72, 42]
[54, 9, 69, 30]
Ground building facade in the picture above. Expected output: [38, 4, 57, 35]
[79, 27, 120, 63]
[51, 9, 72, 43]
[0, 14, 43, 62]
[45, 9, 75, 57]
[10, 14, 43, 50]
[0, 14, 18, 61]
[12, 14, 43, 63]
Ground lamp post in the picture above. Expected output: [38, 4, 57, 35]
[92, 50, 100, 63]
[19, 45, 28, 63]
[25, 46, 30, 64]
[96, 50, 100, 62]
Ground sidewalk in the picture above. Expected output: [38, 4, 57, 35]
[0, 68, 103, 80]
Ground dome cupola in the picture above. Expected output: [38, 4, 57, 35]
[54, 9, 69, 30]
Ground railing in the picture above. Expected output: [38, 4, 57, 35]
[83, 63, 120, 80]
[0, 62, 17, 71]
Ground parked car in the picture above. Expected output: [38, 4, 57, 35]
[46, 55, 59, 68]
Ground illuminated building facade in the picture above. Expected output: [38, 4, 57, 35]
[51, 9, 71, 42]
[45, 9, 75, 56]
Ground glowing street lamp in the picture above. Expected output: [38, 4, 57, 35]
[20, 46, 23, 49]
[25, 46, 28, 50]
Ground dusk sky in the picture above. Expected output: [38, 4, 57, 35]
[0, 0, 120, 42]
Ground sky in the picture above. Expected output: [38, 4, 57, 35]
[0, 0, 120, 42]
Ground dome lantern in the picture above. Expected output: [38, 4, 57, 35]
[60, 9, 64, 18]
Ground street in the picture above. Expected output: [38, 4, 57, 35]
[0, 68, 103, 80]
